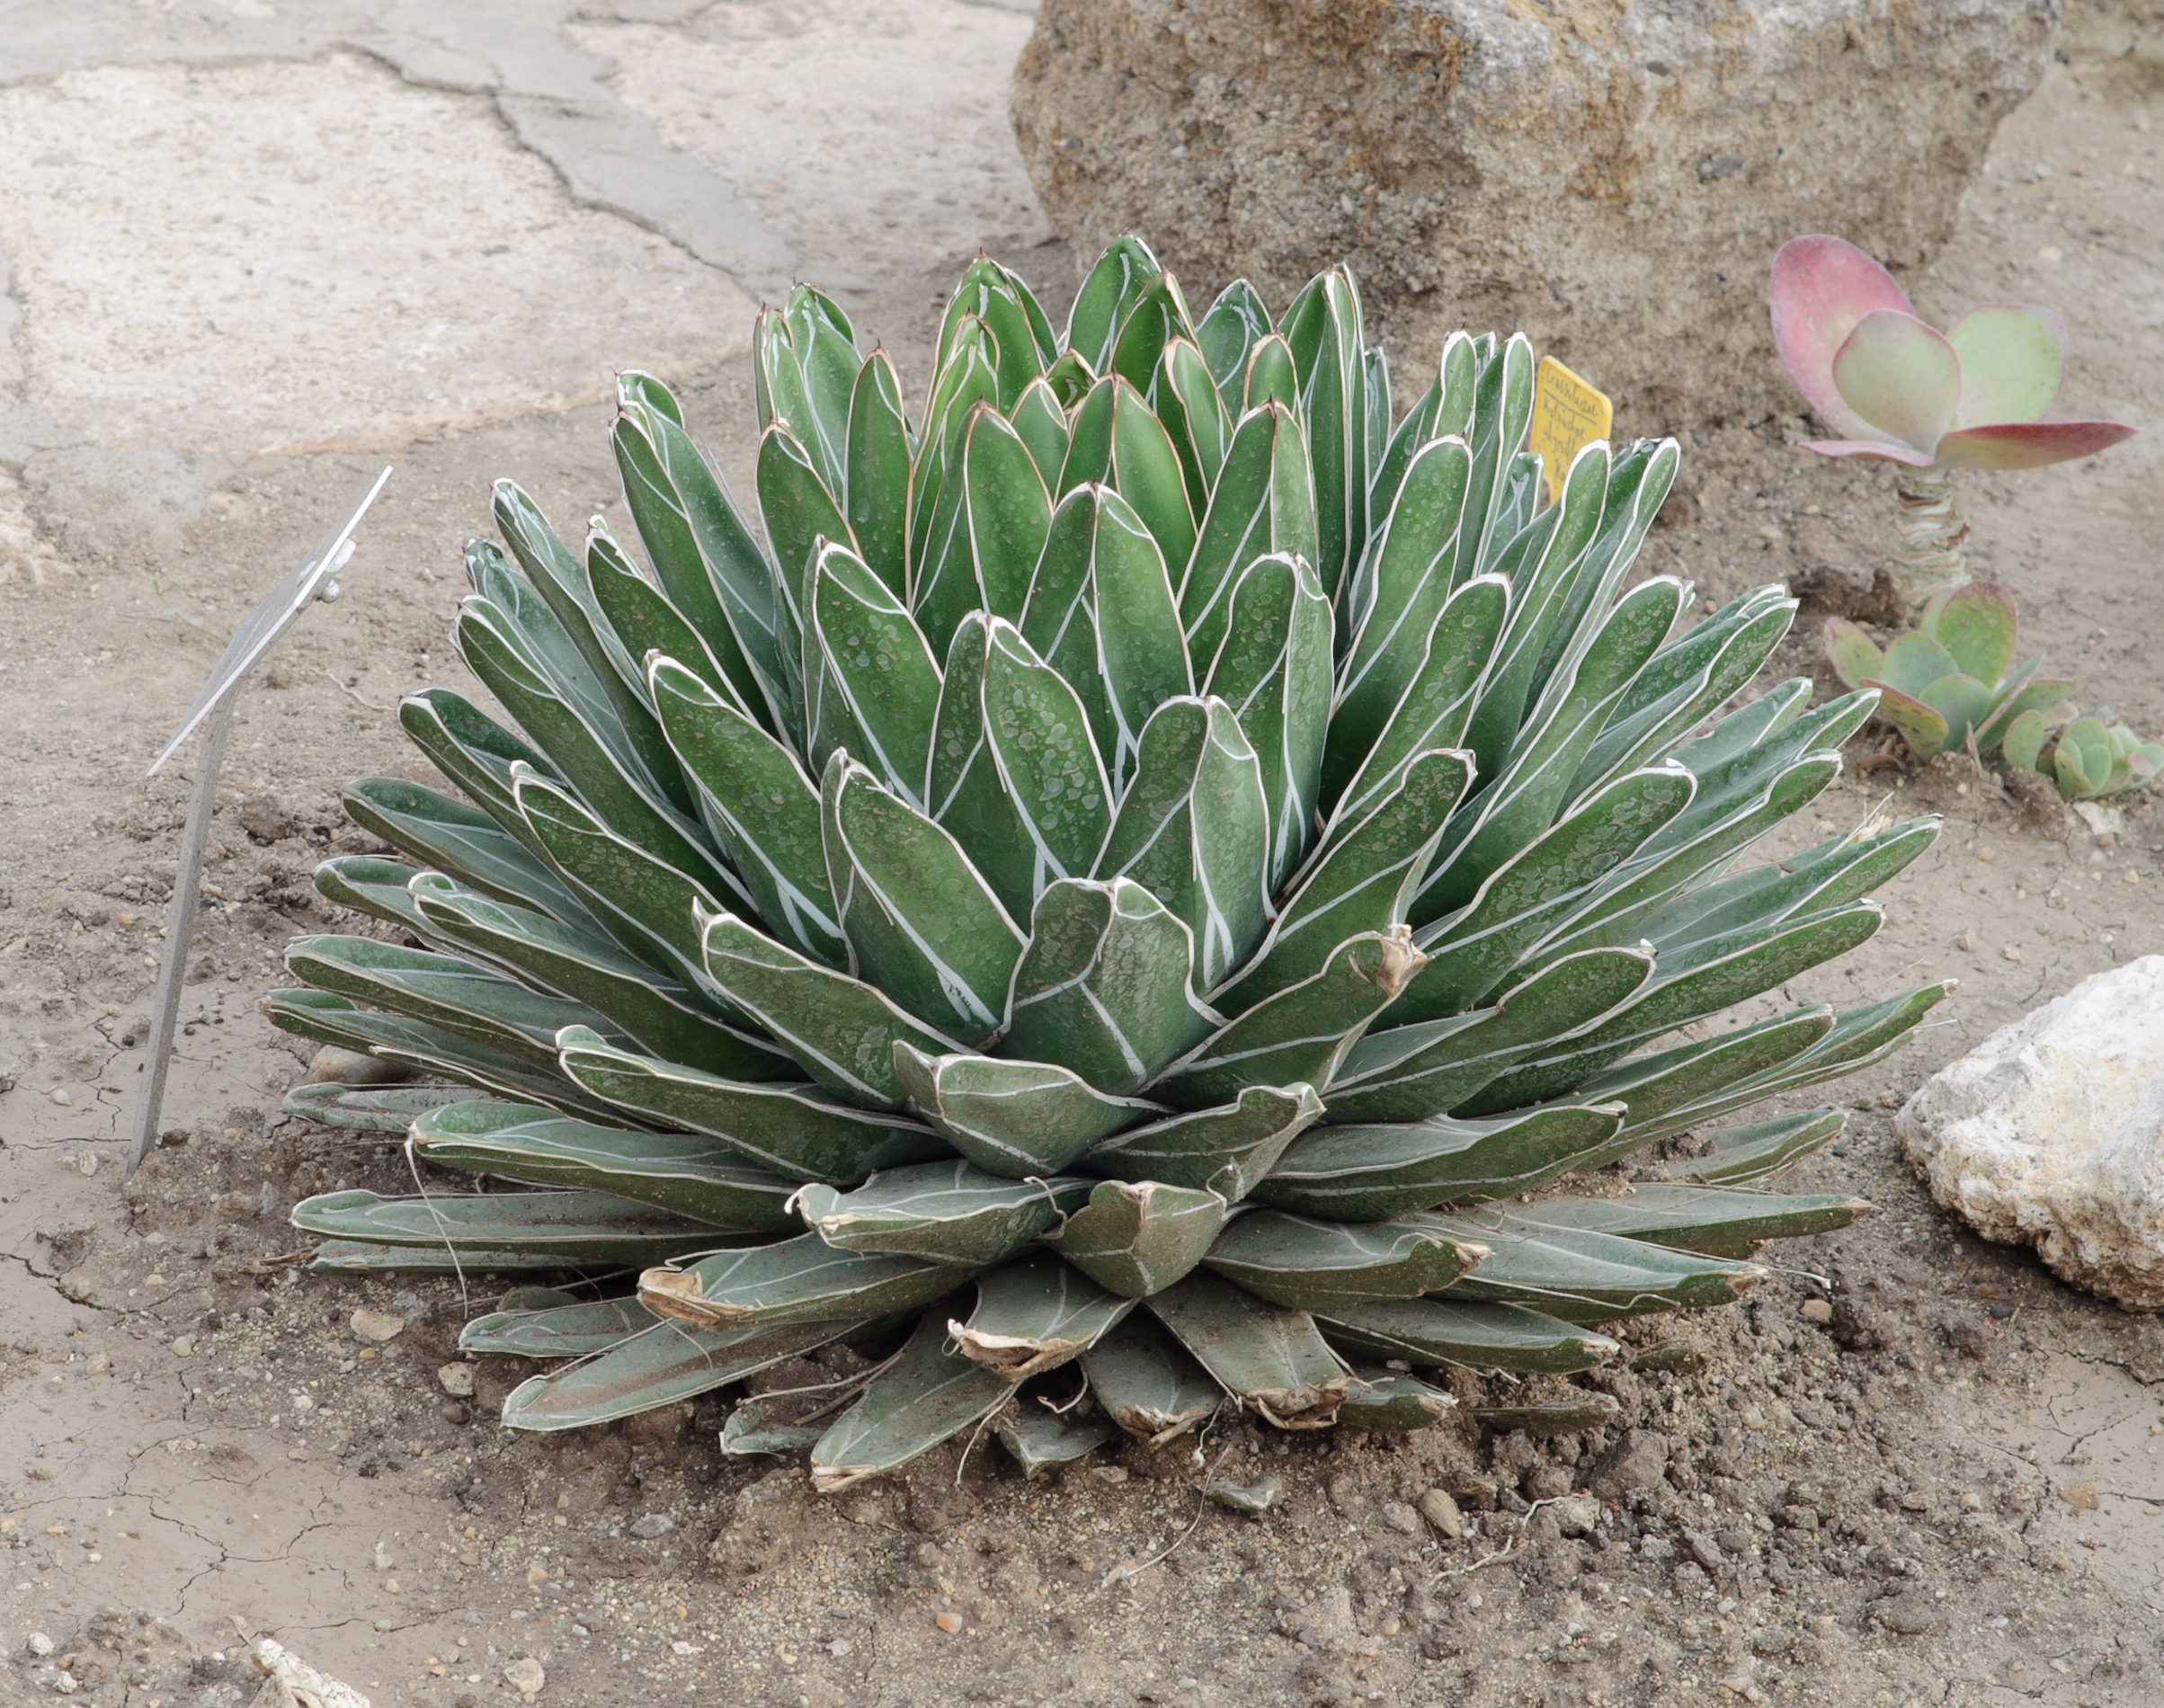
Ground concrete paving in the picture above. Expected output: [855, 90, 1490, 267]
[0, 0, 1046, 559]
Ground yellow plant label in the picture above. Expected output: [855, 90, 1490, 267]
[1529, 356, 1613, 504]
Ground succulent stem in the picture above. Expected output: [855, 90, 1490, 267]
[1890, 466, 1970, 612]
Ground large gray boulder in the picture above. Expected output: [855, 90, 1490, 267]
[1012, 0, 2057, 427]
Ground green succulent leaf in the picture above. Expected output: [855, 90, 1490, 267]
[503, 1317, 846, 1433]
[460, 1295, 660, 1359]
[1080, 1311, 1222, 1440]
[639, 1234, 969, 1332]
[1041, 1179, 1227, 1297]
[1001, 877, 1218, 1094]
[555, 1024, 949, 1185]
[1145, 1268, 1350, 1428]
[823, 753, 1026, 1045]
[948, 1250, 1136, 1381]
[890, 1042, 1154, 1178]
[1095, 696, 1271, 993]
[410, 1100, 802, 1231]
[1314, 1297, 1619, 1374]
[1151, 930, 1423, 1111]
[810, 1307, 1017, 1493]
[1429, 1211, 1766, 1321]
[996, 1407, 1118, 1475]
[796, 1161, 1094, 1265]
[1088, 1083, 1323, 1202]
[281, 1082, 469, 1134]
[290, 1188, 736, 1267]
[1513, 1185, 1869, 1259]
[1254, 1100, 1626, 1221]
[1201, 1210, 1485, 1312]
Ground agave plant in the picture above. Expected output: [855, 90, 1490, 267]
[1823, 581, 2074, 762]
[1770, 235, 2135, 609]
[272, 238, 1946, 1490]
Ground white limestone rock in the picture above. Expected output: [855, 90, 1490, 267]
[1898, 956, 2164, 1310]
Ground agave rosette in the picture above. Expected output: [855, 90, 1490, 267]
[274, 238, 1944, 1488]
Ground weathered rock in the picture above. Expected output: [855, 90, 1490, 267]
[1899, 956, 2164, 1310]
[1586, 1428, 1670, 1499]
[1011, 0, 2055, 427]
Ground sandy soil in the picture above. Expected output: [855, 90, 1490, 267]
[0, 11, 2160, 1708]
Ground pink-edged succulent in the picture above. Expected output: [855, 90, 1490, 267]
[1769, 235, 2135, 470]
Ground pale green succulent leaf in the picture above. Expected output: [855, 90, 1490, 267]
[1314, 1297, 1619, 1374]
[1201, 1210, 1484, 1312]
[698, 904, 962, 1109]
[1080, 1311, 1221, 1439]
[281, 1082, 469, 1134]
[1204, 551, 1332, 888]
[410, 870, 788, 1078]
[290, 1188, 736, 1266]
[997, 1407, 1118, 1475]
[342, 776, 599, 932]
[314, 854, 442, 945]
[1430, 1211, 1766, 1322]
[964, 408, 1054, 624]
[1088, 1082, 1323, 1202]
[1042, 1179, 1226, 1297]
[640, 1233, 969, 1331]
[649, 654, 845, 966]
[981, 618, 1115, 897]
[263, 990, 619, 1120]
[891, 1042, 1153, 1178]
[1154, 930, 1423, 1111]
[1095, 696, 1271, 993]
[1327, 947, 1654, 1125]
[410, 1099, 801, 1231]
[504, 1318, 850, 1433]
[1001, 877, 1218, 1094]
[810, 1307, 1016, 1493]
[1180, 402, 1318, 672]
[1324, 575, 1506, 824]
[795, 1161, 1093, 1265]
[284, 933, 636, 1072]
[1946, 305, 2065, 430]
[949, 1250, 1136, 1381]
[556, 1024, 948, 1185]
[460, 1295, 659, 1359]
[1660, 1108, 1847, 1186]
[1515, 1185, 1869, 1259]
[1145, 1268, 1350, 1428]
[846, 349, 913, 596]
[1255, 1100, 1625, 1221]
[1196, 278, 1272, 409]
[1220, 749, 1470, 1010]
[1337, 1367, 1455, 1431]
[823, 753, 1026, 1045]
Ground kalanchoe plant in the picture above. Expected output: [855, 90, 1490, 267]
[2006, 713, 2164, 802]
[1770, 235, 2135, 609]
[272, 238, 1947, 1490]
[1826, 581, 2160, 799]
[1823, 581, 2074, 762]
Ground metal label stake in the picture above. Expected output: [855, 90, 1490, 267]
[125, 467, 393, 1177]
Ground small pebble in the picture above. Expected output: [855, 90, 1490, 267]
[26, 1633, 53, 1657]
[1379, 1499, 1421, 1535]
[628, 1514, 672, 1538]
[1205, 1474, 1282, 1516]
[170, 1335, 195, 1357]
[503, 1655, 545, 1697]
[351, 1308, 405, 1345]
[933, 1611, 963, 1634]
[75, 1151, 96, 1176]
[2002, 946, 2024, 963]
[438, 1362, 476, 1398]
[1800, 1299, 1833, 1324]
[1416, 1488, 1465, 1538]
[49, 1088, 71, 1108]
[1092, 1464, 1129, 1484]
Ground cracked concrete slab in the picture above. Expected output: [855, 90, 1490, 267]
[0, 53, 754, 460]
[578, 0, 1046, 291]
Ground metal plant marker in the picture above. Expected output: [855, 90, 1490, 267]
[125, 467, 393, 1178]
